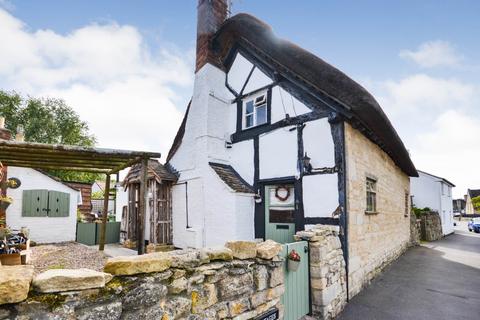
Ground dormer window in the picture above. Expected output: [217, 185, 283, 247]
[244, 92, 268, 129]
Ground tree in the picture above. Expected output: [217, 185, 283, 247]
[472, 196, 480, 212]
[0, 90, 99, 182]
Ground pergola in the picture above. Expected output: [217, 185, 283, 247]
[0, 139, 160, 255]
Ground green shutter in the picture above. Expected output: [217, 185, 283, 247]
[22, 190, 49, 217]
[48, 191, 70, 217]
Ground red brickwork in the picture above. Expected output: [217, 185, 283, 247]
[195, 0, 228, 72]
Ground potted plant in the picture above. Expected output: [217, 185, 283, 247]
[0, 195, 13, 210]
[287, 249, 301, 271]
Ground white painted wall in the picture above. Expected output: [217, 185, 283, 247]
[303, 119, 336, 168]
[170, 52, 337, 247]
[259, 127, 298, 179]
[228, 139, 254, 186]
[170, 63, 256, 248]
[411, 171, 454, 235]
[270, 86, 310, 122]
[303, 174, 339, 218]
[6, 167, 80, 243]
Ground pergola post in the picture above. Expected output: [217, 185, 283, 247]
[137, 157, 148, 255]
[98, 174, 111, 251]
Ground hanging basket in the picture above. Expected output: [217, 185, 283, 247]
[288, 259, 300, 272]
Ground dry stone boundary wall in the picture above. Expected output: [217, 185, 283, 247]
[295, 225, 347, 320]
[0, 240, 284, 320]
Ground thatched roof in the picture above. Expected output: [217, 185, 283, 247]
[168, 13, 417, 177]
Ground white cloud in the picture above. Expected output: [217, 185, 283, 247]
[0, 8, 194, 156]
[411, 110, 480, 198]
[399, 40, 462, 68]
[361, 73, 480, 198]
[379, 74, 475, 116]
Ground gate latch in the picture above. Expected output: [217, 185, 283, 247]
[304, 245, 308, 253]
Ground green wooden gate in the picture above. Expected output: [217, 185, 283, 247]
[281, 241, 310, 320]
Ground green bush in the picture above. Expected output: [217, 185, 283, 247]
[412, 206, 432, 218]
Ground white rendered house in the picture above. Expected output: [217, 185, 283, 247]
[6, 167, 81, 243]
[411, 170, 455, 235]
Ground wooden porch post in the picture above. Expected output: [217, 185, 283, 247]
[137, 157, 148, 255]
[99, 173, 111, 251]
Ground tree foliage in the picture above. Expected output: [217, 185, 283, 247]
[472, 196, 480, 211]
[0, 90, 99, 182]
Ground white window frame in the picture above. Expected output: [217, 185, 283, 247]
[366, 177, 377, 213]
[243, 91, 268, 129]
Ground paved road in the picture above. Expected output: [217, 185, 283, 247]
[338, 221, 480, 320]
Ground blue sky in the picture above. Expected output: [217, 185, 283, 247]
[0, 0, 479, 196]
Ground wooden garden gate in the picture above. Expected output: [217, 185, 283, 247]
[281, 241, 310, 320]
[148, 180, 172, 244]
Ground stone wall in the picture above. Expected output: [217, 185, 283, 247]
[0, 240, 284, 320]
[420, 211, 443, 241]
[344, 123, 411, 297]
[296, 225, 347, 320]
[410, 211, 421, 246]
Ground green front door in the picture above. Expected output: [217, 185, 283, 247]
[265, 184, 295, 244]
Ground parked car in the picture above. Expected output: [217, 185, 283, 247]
[467, 218, 480, 233]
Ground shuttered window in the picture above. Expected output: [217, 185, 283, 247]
[22, 190, 70, 217]
[22, 190, 49, 217]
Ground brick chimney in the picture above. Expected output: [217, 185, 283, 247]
[196, 0, 228, 72]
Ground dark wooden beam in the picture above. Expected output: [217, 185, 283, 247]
[231, 110, 329, 143]
[0, 162, 111, 173]
[137, 157, 148, 255]
[109, 157, 142, 174]
[304, 217, 339, 225]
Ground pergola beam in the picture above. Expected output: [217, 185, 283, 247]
[0, 139, 161, 256]
[0, 162, 112, 173]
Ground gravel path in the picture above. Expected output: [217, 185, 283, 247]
[30, 242, 107, 275]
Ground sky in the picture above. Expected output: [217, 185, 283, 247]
[0, 0, 479, 198]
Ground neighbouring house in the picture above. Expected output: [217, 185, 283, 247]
[123, 159, 177, 246]
[6, 166, 81, 243]
[465, 189, 480, 215]
[411, 170, 455, 235]
[91, 180, 115, 218]
[63, 181, 93, 217]
[453, 198, 465, 215]
[166, 0, 418, 298]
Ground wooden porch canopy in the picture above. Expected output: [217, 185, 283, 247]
[0, 139, 160, 255]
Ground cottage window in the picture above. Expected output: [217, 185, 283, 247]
[366, 178, 377, 213]
[244, 93, 267, 129]
[405, 192, 409, 217]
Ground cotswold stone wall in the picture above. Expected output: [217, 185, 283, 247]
[420, 211, 443, 241]
[0, 241, 284, 320]
[410, 211, 421, 246]
[295, 225, 347, 320]
[344, 123, 411, 297]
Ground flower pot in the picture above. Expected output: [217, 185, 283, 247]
[288, 259, 300, 272]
